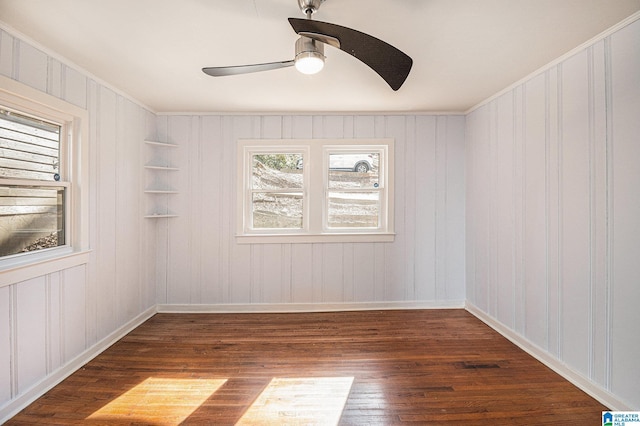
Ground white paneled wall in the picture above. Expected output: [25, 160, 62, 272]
[154, 114, 466, 308]
[0, 28, 155, 420]
[466, 17, 640, 409]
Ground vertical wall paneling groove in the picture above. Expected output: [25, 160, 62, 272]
[0, 288, 8, 402]
[115, 97, 122, 321]
[10, 38, 19, 81]
[189, 116, 199, 304]
[97, 86, 117, 339]
[44, 276, 52, 375]
[384, 116, 406, 301]
[0, 31, 13, 77]
[415, 116, 436, 301]
[519, 82, 528, 339]
[591, 40, 608, 389]
[562, 49, 592, 377]
[0, 287, 9, 402]
[404, 115, 416, 302]
[47, 57, 61, 99]
[495, 92, 515, 328]
[509, 92, 517, 330]
[603, 36, 614, 392]
[447, 116, 465, 302]
[465, 112, 476, 308]
[587, 45, 596, 380]
[543, 70, 551, 355]
[610, 19, 640, 407]
[525, 73, 548, 350]
[435, 116, 447, 302]
[9, 286, 17, 399]
[200, 115, 223, 304]
[489, 103, 498, 317]
[549, 66, 560, 359]
[466, 16, 640, 410]
[86, 79, 98, 350]
[554, 64, 564, 361]
[220, 117, 231, 304]
[154, 116, 169, 304]
[604, 37, 615, 389]
[193, 117, 203, 304]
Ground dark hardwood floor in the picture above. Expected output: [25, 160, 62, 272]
[7, 309, 607, 425]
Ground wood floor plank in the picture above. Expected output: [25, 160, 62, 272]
[6, 310, 607, 425]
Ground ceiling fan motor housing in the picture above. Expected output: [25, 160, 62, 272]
[295, 36, 325, 58]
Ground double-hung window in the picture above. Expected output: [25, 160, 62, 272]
[0, 108, 67, 259]
[237, 139, 394, 243]
[0, 76, 87, 274]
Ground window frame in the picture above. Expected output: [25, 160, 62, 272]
[237, 138, 394, 244]
[0, 76, 89, 285]
[322, 145, 389, 233]
[244, 145, 310, 234]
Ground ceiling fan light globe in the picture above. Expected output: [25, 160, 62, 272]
[295, 53, 325, 74]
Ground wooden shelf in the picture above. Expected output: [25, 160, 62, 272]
[144, 140, 179, 218]
[144, 189, 178, 194]
[144, 140, 179, 148]
[144, 165, 179, 171]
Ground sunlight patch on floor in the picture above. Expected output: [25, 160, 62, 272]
[86, 377, 227, 425]
[237, 376, 354, 426]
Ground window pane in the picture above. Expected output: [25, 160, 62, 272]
[252, 153, 303, 190]
[327, 191, 379, 228]
[252, 192, 303, 229]
[0, 185, 65, 257]
[328, 153, 379, 190]
[0, 109, 61, 181]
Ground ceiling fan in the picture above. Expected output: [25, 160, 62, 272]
[202, 0, 413, 91]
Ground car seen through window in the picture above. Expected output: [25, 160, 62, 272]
[296, 153, 375, 173]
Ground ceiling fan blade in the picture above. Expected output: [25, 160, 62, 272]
[289, 18, 412, 90]
[203, 60, 295, 77]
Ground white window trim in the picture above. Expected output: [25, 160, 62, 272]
[0, 75, 89, 286]
[236, 138, 395, 244]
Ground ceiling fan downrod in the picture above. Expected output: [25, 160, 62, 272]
[298, 0, 325, 17]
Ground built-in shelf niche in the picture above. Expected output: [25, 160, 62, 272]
[144, 139, 179, 218]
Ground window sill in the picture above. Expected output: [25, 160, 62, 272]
[0, 249, 91, 288]
[236, 233, 395, 244]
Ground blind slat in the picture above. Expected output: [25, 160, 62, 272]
[0, 116, 59, 141]
[0, 128, 59, 150]
[0, 168, 58, 181]
[0, 157, 58, 174]
[0, 205, 58, 215]
[0, 148, 58, 168]
[0, 137, 58, 157]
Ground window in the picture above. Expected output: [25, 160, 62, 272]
[237, 139, 394, 243]
[0, 75, 88, 276]
[0, 109, 67, 258]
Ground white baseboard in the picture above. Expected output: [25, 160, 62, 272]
[465, 302, 632, 411]
[0, 306, 157, 424]
[156, 300, 466, 313]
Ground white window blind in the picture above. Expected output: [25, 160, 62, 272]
[0, 108, 66, 258]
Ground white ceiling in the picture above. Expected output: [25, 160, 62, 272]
[0, 0, 639, 113]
